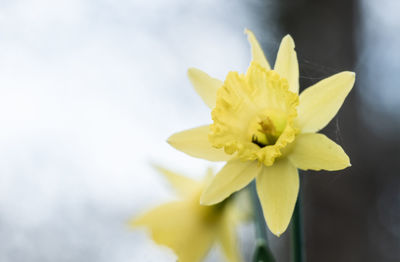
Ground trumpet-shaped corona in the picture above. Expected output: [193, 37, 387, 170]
[210, 65, 299, 166]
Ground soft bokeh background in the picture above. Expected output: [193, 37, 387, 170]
[0, 0, 398, 261]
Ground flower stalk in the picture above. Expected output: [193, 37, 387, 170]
[291, 183, 305, 262]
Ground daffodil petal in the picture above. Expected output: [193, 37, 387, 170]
[287, 133, 350, 171]
[274, 35, 299, 94]
[256, 159, 299, 237]
[152, 165, 200, 197]
[168, 125, 231, 161]
[201, 160, 261, 205]
[218, 210, 241, 262]
[132, 202, 215, 262]
[245, 29, 271, 70]
[188, 68, 222, 109]
[296, 71, 355, 133]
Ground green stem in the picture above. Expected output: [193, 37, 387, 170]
[292, 190, 305, 262]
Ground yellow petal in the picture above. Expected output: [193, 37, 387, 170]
[168, 125, 231, 161]
[131, 202, 215, 262]
[287, 133, 350, 171]
[245, 29, 271, 70]
[274, 35, 299, 94]
[152, 165, 200, 197]
[217, 209, 242, 262]
[188, 68, 222, 109]
[201, 160, 261, 205]
[256, 159, 299, 237]
[296, 71, 355, 133]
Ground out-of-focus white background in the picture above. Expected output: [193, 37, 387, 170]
[0, 0, 278, 261]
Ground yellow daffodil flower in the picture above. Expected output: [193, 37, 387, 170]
[168, 29, 355, 236]
[131, 166, 243, 262]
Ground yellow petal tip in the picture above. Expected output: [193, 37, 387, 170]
[166, 135, 181, 151]
[280, 35, 295, 49]
[341, 71, 356, 81]
[282, 34, 294, 42]
[166, 136, 174, 146]
[269, 225, 287, 237]
[166, 133, 180, 146]
[244, 28, 256, 39]
[345, 71, 356, 78]
[269, 226, 283, 237]
[187, 67, 196, 76]
[199, 194, 215, 206]
[187, 68, 201, 83]
[344, 155, 351, 168]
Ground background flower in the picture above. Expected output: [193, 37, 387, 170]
[131, 166, 244, 262]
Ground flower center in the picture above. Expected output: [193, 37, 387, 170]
[249, 109, 287, 148]
[209, 62, 299, 166]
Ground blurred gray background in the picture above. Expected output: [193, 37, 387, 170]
[0, 0, 398, 261]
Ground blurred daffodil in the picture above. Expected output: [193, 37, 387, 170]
[168, 29, 355, 236]
[131, 166, 244, 262]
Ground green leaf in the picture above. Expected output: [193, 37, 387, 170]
[252, 239, 276, 262]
